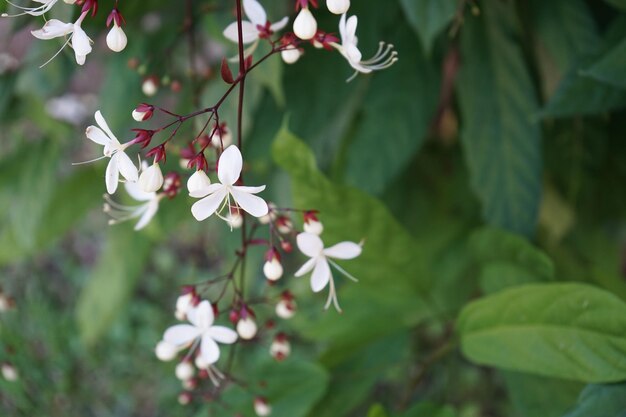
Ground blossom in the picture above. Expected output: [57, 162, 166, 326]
[162, 301, 238, 365]
[295, 232, 362, 311]
[85, 110, 139, 194]
[293, 7, 317, 40]
[331, 13, 398, 81]
[326, 0, 350, 15]
[190, 145, 269, 222]
[106, 23, 127, 52]
[104, 180, 162, 231]
[223, 0, 288, 56]
[1, 0, 65, 17]
[31, 11, 92, 65]
[138, 162, 164, 193]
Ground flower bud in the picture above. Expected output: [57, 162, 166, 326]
[175, 361, 195, 380]
[139, 163, 164, 193]
[195, 354, 210, 370]
[275, 299, 296, 319]
[326, 0, 350, 14]
[132, 103, 154, 122]
[227, 209, 243, 229]
[182, 378, 198, 390]
[1, 363, 18, 382]
[0, 292, 15, 312]
[187, 170, 211, 195]
[276, 217, 293, 234]
[281, 48, 302, 64]
[142, 76, 159, 96]
[106, 24, 127, 52]
[303, 211, 324, 235]
[270, 333, 291, 361]
[175, 290, 197, 319]
[163, 172, 182, 198]
[236, 317, 258, 340]
[155, 340, 178, 361]
[211, 125, 233, 148]
[178, 392, 192, 405]
[280, 240, 293, 253]
[254, 397, 272, 417]
[259, 202, 277, 225]
[293, 7, 317, 40]
[263, 249, 283, 281]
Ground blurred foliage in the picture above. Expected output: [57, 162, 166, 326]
[1, 0, 626, 416]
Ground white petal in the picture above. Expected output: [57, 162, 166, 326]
[124, 181, 154, 202]
[323, 241, 362, 260]
[134, 199, 159, 230]
[71, 24, 92, 65]
[85, 126, 111, 147]
[115, 152, 139, 183]
[232, 185, 265, 194]
[187, 300, 214, 329]
[31, 19, 73, 40]
[200, 334, 220, 364]
[94, 111, 120, 146]
[294, 257, 316, 277]
[230, 187, 268, 217]
[207, 326, 238, 344]
[105, 157, 120, 194]
[223, 21, 260, 44]
[345, 15, 358, 40]
[191, 187, 228, 221]
[296, 232, 324, 257]
[163, 324, 200, 347]
[338, 13, 347, 42]
[187, 170, 212, 195]
[217, 145, 243, 186]
[243, 0, 267, 26]
[270, 16, 289, 32]
[311, 258, 331, 292]
[189, 183, 224, 199]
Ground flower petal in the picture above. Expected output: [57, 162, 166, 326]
[243, 0, 266, 26]
[71, 24, 92, 65]
[200, 333, 220, 364]
[134, 199, 159, 231]
[85, 126, 111, 147]
[31, 19, 73, 40]
[345, 15, 358, 41]
[191, 187, 228, 221]
[207, 326, 238, 344]
[187, 300, 215, 329]
[163, 324, 200, 347]
[114, 151, 139, 183]
[217, 145, 243, 186]
[189, 183, 225, 199]
[294, 257, 316, 277]
[231, 185, 265, 194]
[323, 241, 362, 260]
[223, 21, 260, 44]
[296, 232, 324, 257]
[270, 16, 289, 32]
[105, 157, 120, 194]
[311, 257, 331, 292]
[94, 111, 120, 146]
[124, 181, 154, 202]
[230, 187, 268, 217]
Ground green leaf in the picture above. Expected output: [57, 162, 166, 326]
[75, 226, 153, 347]
[583, 37, 626, 89]
[399, 0, 456, 55]
[458, 283, 626, 382]
[457, 0, 542, 237]
[399, 402, 456, 417]
[502, 372, 582, 417]
[603, 0, 626, 11]
[564, 383, 626, 417]
[368, 404, 389, 417]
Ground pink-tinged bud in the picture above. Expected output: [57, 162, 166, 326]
[195, 354, 210, 370]
[237, 316, 258, 340]
[275, 298, 296, 319]
[295, 0, 318, 10]
[131, 129, 155, 148]
[142, 76, 159, 97]
[178, 392, 192, 405]
[229, 309, 240, 324]
[259, 202, 277, 224]
[163, 172, 182, 198]
[146, 144, 167, 163]
[138, 162, 164, 193]
[171, 80, 182, 93]
[293, 7, 317, 40]
[175, 361, 195, 381]
[187, 170, 211, 195]
[276, 216, 293, 234]
[77, 0, 98, 16]
[106, 23, 127, 52]
[1, 362, 18, 382]
[132, 103, 154, 122]
[270, 333, 291, 361]
[155, 340, 178, 361]
[326, 0, 350, 14]
[106, 7, 125, 27]
[211, 123, 232, 148]
[281, 47, 302, 64]
[182, 378, 198, 390]
[311, 31, 339, 50]
[187, 153, 209, 172]
[227, 208, 243, 229]
[198, 369, 209, 379]
[303, 211, 323, 235]
[280, 240, 293, 253]
[265, 319, 275, 329]
[263, 249, 283, 281]
[254, 397, 272, 417]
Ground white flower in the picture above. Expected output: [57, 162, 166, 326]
[104, 180, 162, 231]
[332, 13, 398, 81]
[190, 145, 269, 222]
[31, 11, 92, 65]
[295, 232, 362, 311]
[293, 7, 317, 40]
[223, 0, 288, 56]
[1, 0, 59, 17]
[85, 111, 139, 194]
[138, 162, 164, 193]
[106, 23, 127, 52]
[327, 0, 350, 14]
[162, 301, 238, 366]
[155, 340, 179, 361]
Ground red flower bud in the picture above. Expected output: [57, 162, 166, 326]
[146, 144, 167, 163]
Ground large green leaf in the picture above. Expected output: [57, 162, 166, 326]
[458, 283, 626, 382]
[564, 383, 626, 417]
[457, 0, 542, 237]
[583, 37, 626, 89]
[399, 0, 456, 55]
[503, 372, 582, 417]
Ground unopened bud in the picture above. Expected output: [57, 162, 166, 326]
[263, 258, 283, 281]
[275, 298, 296, 319]
[326, 0, 350, 14]
[1, 363, 18, 382]
[142, 76, 159, 96]
[195, 354, 210, 370]
[155, 340, 178, 361]
[139, 163, 164, 193]
[178, 392, 192, 405]
[237, 317, 258, 340]
[293, 7, 317, 40]
[303, 212, 323, 235]
[187, 170, 211, 195]
[270, 333, 291, 361]
[0, 292, 15, 312]
[211, 126, 232, 148]
[182, 378, 198, 390]
[259, 202, 277, 224]
[106, 23, 127, 52]
[276, 217, 293, 234]
[227, 210, 243, 229]
[281, 47, 302, 64]
[254, 397, 272, 417]
[132, 103, 154, 122]
[175, 361, 195, 381]
[280, 240, 293, 253]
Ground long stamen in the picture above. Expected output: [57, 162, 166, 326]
[328, 259, 359, 283]
[71, 155, 108, 165]
[39, 33, 73, 68]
